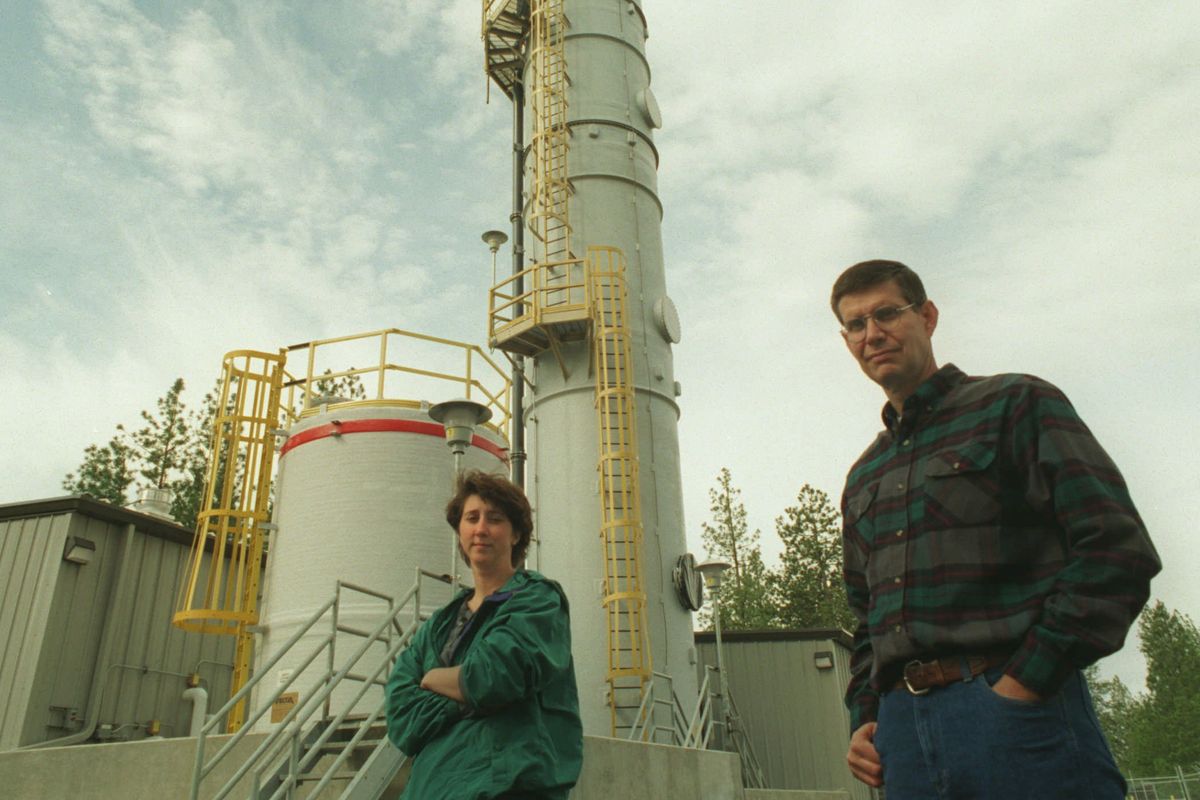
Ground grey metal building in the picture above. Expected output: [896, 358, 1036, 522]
[0, 496, 234, 750]
[695, 628, 873, 800]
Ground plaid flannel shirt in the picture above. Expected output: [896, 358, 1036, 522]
[841, 364, 1160, 731]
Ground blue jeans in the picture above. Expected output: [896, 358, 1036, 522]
[875, 667, 1125, 799]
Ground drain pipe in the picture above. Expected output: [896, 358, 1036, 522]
[510, 79, 528, 489]
[21, 522, 137, 749]
[182, 676, 209, 738]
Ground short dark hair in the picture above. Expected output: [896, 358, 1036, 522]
[445, 470, 533, 567]
[830, 259, 927, 321]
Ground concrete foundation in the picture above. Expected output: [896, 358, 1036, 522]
[0, 734, 850, 799]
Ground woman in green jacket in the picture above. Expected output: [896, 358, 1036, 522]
[386, 470, 583, 800]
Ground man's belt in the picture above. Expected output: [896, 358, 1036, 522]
[890, 653, 1010, 695]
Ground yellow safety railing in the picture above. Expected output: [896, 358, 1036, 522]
[173, 350, 285, 731]
[589, 247, 652, 737]
[281, 328, 512, 440]
[489, 257, 590, 358]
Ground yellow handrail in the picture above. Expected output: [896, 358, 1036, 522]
[489, 258, 589, 340]
[281, 328, 512, 439]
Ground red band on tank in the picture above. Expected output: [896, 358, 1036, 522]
[279, 418, 508, 463]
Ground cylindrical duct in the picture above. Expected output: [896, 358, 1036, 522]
[523, 0, 695, 737]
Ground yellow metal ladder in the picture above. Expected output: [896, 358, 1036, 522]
[589, 247, 652, 736]
[484, 0, 653, 737]
[173, 350, 285, 732]
[528, 0, 572, 264]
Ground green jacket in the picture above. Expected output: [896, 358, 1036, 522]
[386, 570, 583, 800]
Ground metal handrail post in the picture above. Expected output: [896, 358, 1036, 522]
[189, 726, 207, 800]
[209, 642, 337, 800]
[286, 725, 301, 799]
[327, 583, 340, 720]
[191, 573, 433, 800]
[265, 580, 426, 793]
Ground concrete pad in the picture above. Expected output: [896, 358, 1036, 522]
[0, 732, 270, 800]
[571, 736, 743, 800]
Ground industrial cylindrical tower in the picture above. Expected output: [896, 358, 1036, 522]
[253, 403, 509, 726]
[487, 0, 694, 738]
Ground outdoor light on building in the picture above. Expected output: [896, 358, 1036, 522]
[62, 535, 96, 565]
[813, 651, 834, 671]
[429, 397, 492, 592]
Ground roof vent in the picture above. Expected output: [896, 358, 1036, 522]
[128, 487, 175, 520]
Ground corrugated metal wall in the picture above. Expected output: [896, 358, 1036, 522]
[97, 525, 234, 740]
[0, 512, 71, 749]
[0, 498, 235, 749]
[695, 630, 873, 800]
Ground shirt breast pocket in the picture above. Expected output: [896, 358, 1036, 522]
[924, 437, 1001, 527]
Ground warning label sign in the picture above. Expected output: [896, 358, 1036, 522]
[271, 692, 299, 723]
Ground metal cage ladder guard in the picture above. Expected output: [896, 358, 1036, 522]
[174, 351, 287, 733]
[589, 248, 652, 737]
[527, 0, 573, 266]
[188, 570, 449, 800]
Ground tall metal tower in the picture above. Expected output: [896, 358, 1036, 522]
[484, 0, 694, 738]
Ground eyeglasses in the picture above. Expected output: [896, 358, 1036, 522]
[840, 303, 917, 342]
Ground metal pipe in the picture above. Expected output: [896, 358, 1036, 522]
[182, 686, 209, 738]
[21, 522, 137, 749]
[451, 448, 464, 593]
[510, 81, 527, 489]
[711, 588, 731, 752]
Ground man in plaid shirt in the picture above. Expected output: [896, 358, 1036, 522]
[832, 260, 1160, 799]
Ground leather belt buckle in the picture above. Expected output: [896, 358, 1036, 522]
[902, 660, 931, 696]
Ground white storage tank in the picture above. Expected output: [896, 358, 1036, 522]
[252, 403, 509, 727]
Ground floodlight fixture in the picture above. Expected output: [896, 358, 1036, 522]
[429, 398, 492, 458]
[63, 535, 96, 565]
[481, 230, 508, 253]
[696, 559, 732, 591]
[429, 397, 493, 594]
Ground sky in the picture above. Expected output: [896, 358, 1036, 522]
[2, 1, 1198, 691]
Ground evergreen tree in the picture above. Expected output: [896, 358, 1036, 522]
[771, 484, 856, 632]
[1084, 664, 1138, 770]
[62, 432, 135, 506]
[1123, 601, 1200, 775]
[698, 468, 777, 630]
[308, 368, 368, 405]
[129, 378, 192, 490]
[170, 378, 222, 529]
[64, 378, 204, 525]
[63, 370, 368, 530]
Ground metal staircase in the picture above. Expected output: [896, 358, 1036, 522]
[188, 573, 448, 800]
[589, 247, 652, 737]
[482, 0, 527, 101]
